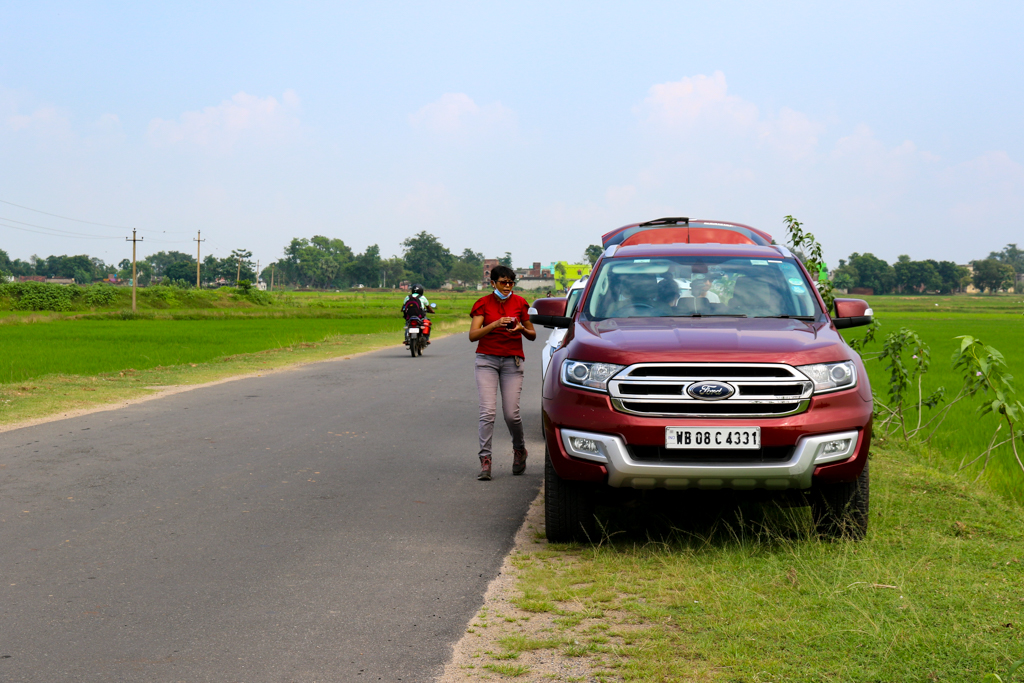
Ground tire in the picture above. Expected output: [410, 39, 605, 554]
[410, 336, 417, 358]
[417, 338, 423, 356]
[810, 458, 869, 540]
[545, 448, 597, 543]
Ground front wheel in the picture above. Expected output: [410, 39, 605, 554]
[545, 448, 597, 543]
[810, 459, 869, 540]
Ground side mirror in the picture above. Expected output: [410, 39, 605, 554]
[430, 303, 437, 309]
[832, 298, 873, 329]
[529, 297, 572, 329]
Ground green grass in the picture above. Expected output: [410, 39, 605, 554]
[0, 289, 493, 383]
[0, 287, 489, 426]
[842, 294, 1024, 502]
[0, 317, 404, 383]
[512, 444, 1024, 682]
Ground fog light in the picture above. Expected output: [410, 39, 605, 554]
[570, 437, 599, 453]
[821, 438, 851, 455]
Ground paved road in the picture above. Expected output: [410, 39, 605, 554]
[0, 333, 545, 682]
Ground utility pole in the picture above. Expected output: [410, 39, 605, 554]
[126, 230, 143, 312]
[256, 260, 260, 287]
[236, 258, 241, 284]
[193, 231, 205, 289]
[270, 265, 275, 291]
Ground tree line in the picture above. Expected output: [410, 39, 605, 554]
[0, 232, 510, 289]
[830, 244, 1022, 294]
[3, 235, 1020, 293]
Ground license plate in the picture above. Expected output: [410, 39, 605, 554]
[408, 328, 419, 333]
[665, 427, 760, 449]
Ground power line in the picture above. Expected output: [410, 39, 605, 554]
[0, 198, 138, 230]
[0, 197, 196, 235]
[0, 218, 122, 240]
[0, 216, 196, 244]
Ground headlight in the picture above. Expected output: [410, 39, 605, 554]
[797, 361, 857, 394]
[561, 360, 624, 392]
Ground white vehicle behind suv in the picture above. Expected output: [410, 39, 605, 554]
[540, 276, 588, 381]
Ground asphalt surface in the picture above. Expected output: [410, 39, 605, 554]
[0, 332, 545, 682]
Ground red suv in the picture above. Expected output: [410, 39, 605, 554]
[530, 218, 874, 542]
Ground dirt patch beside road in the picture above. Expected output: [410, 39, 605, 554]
[436, 494, 627, 683]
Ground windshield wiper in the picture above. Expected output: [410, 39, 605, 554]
[754, 315, 816, 320]
[679, 313, 747, 318]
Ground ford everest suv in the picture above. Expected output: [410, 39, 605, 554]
[530, 218, 874, 542]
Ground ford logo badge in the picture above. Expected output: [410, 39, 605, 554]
[686, 381, 735, 401]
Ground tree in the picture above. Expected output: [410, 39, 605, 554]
[894, 255, 941, 293]
[972, 259, 1015, 293]
[280, 236, 353, 288]
[118, 259, 153, 286]
[845, 252, 895, 294]
[932, 260, 971, 294]
[448, 248, 484, 285]
[344, 244, 382, 286]
[380, 256, 406, 288]
[554, 262, 569, 291]
[145, 250, 195, 277]
[230, 249, 256, 283]
[402, 232, 454, 289]
[988, 243, 1024, 274]
[584, 244, 603, 266]
[164, 261, 197, 284]
[498, 252, 513, 268]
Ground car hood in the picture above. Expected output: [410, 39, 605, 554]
[566, 317, 851, 366]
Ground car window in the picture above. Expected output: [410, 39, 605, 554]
[582, 256, 821, 320]
[565, 287, 584, 316]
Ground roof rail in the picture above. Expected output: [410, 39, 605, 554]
[602, 219, 773, 248]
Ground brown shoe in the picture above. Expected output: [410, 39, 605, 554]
[512, 448, 527, 475]
[477, 456, 492, 481]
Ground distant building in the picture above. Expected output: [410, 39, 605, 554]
[46, 278, 76, 285]
[514, 262, 556, 291]
[552, 262, 592, 288]
[482, 258, 500, 283]
[18, 275, 46, 283]
[959, 263, 980, 294]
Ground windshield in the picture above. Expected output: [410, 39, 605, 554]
[582, 255, 821, 320]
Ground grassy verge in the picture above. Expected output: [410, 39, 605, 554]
[0, 320, 469, 429]
[475, 444, 1024, 682]
[841, 294, 1024, 502]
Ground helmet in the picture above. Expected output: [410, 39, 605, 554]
[412, 284, 424, 295]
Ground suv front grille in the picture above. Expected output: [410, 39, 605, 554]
[608, 363, 812, 418]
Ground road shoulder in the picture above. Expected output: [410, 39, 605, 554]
[436, 493, 613, 683]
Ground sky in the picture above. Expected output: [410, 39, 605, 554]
[2, 1, 1023, 272]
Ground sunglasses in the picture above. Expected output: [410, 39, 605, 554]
[495, 280, 515, 287]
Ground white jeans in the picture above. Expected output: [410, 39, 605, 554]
[474, 354, 525, 460]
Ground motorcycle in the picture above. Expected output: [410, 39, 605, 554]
[403, 303, 436, 358]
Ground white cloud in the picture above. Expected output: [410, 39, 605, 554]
[638, 71, 758, 132]
[146, 90, 303, 150]
[638, 72, 823, 161]
[3, 104, 73, 137]
[408, 93, 515, 136]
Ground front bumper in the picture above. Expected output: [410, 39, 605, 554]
[557, 427, 860, 490]
[542, 382, 873, 489]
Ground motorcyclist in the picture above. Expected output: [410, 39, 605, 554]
[402, 284, 434, 344]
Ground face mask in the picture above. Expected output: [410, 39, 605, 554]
[493, 288, 511, 300]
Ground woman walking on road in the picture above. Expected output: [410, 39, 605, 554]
[469, 266, 537, 481]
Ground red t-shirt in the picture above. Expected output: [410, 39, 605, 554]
[471, 293, 532, 358]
